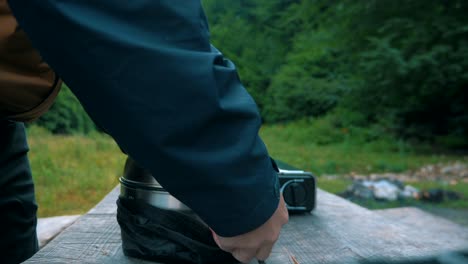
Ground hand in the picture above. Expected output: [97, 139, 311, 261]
[211, 194, 289, 263]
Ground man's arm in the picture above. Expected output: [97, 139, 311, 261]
[9, 0, 284, 242]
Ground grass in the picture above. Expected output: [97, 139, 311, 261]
[27, 118, 467, 217]
[27, 126, 126, 217]
[259, 119, 465, 176]
[260, 119, 468, 210]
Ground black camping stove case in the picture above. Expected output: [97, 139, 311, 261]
[278, 169, 316, 213]
[276, 160, 316, 213]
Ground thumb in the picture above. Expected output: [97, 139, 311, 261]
[210, 228, 221, 247]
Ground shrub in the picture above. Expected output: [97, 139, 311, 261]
[34, 84, 97, 134]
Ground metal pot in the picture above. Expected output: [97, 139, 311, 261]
[119, 157, 192, 213]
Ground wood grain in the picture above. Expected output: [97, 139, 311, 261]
[25, 186, 468, 264]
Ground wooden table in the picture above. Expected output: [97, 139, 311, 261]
[25, 186, 468, 263]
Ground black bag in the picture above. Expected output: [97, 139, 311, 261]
[117, 197, 238, 264]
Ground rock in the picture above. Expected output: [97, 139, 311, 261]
[419, 189, 462, 203]
[353, 182, 375, 199]
[336, 161, 468, 202]
[400, 185, 419, 199]
[441, 162, 467, 175]
[445, 190, 463, 200]
[420, 189, 445, 202]
[342, 161, 468, 183]
[340, 180, 374, 200]
[341, 179, 422, 202]
[372, 180, 400, 201]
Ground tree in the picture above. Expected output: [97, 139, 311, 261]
[35, 84, 97, 134]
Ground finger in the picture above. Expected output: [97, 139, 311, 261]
[232, 248, 257, 264]
[256, 243, 274, 261]
[210, 228, 220, 246]
[210, 229, 236, 253]
[279, 195, 289, 224]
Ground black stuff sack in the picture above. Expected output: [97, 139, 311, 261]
[117, 197, 238, 264]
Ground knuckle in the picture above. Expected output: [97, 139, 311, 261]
[216, 240, 235, 253]
[244, 243, 260, 252]
[269, 233, 280, 243]
[218, 244, 231, 252]
[265, 230, 280, 243]
[232, 249, 254, 263]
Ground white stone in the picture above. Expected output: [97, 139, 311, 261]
[372, 180, 400, 201]
[400, 185, 419, 198]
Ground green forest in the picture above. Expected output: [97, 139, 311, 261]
[36, 0, 468, 149]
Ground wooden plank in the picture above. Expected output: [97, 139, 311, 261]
[87, 187, 120, 215]
[273, 190, 468, 263]
[375, 207, 468, 238]
[37, 215, 80, 248]
[25, 187, 468, 264]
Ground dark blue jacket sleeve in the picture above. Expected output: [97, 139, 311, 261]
[9, 0, 280, 236]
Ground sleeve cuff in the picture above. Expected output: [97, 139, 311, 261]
[212, 169, 281, 237]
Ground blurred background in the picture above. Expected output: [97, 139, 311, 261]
[27, 0, 468, 224]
